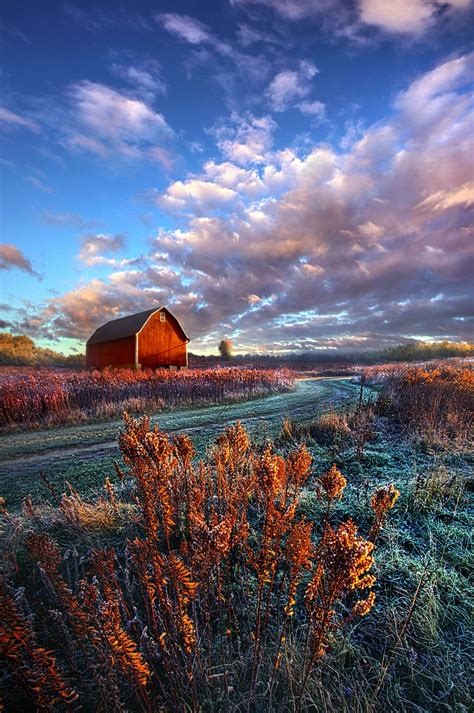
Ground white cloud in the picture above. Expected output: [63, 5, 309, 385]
[265, 61, 318, 111]
[78, 233, 126, 266]
[0, 107, 40, 133]
[71, 81, 170, 141]
[160, 179, 240, 213]
[64, 133, 108, 157]
[359, 0, 434, 35]
[213, 113, 277, 165]
[61, 81, 174, 161]
[234, 0, 473, 38]
[395, 52, 473, 122]
[157, 13, 212, 44]
[417, 182, 474, 211]
[111, 62, 167, 99]
[359, 0, 474, 35]
[297, 100, 326, 118]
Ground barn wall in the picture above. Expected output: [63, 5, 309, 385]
[86, 336, 136, 368]
[138, 311, 187, 368]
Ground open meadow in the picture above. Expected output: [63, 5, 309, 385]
[1, 362, 472, 712]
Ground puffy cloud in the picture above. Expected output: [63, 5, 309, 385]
[16, 53, 474, 351]
[0, 107, 40, 133]
[212, 113, 276, 165]
[265, 61, 319, 111]
[0, 244, 38, 276]
[78, 233, 126, 266]
[70, 81, 171, 142]
[160, 179, 240, 214]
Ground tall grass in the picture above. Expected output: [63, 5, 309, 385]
[0, 417, 398, 712]
[0, 367, 294, 429]
[376, 365, 473, 447]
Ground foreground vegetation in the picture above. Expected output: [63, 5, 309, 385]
[1, 364, 472, 711]
[0, 367, 294, 429]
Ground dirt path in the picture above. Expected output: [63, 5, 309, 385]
[0, 377, 359, 509]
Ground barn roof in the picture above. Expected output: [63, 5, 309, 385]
[86, 307, 190, 345]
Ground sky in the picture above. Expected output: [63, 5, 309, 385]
[0, 0, 473, 355]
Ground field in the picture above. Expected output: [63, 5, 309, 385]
[1, 364, 472, 712]
[0, 366, 294, 429]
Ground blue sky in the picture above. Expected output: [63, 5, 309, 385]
[0, 0, 473, 354]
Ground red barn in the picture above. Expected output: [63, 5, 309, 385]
[86, 307, 190, 369]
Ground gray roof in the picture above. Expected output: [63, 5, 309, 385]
[86, 307, 190, 345]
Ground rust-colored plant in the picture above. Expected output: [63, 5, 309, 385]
[2, 416, 399, 711]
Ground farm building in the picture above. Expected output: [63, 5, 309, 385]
[86, 307, 190, 369]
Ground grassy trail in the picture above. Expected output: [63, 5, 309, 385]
[0, 377, 359, 510]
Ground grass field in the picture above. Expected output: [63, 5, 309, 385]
[1, 369, 472, 712]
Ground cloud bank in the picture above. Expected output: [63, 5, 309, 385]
[10, 53, 474, 351]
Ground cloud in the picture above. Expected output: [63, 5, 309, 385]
[0, 244, 39, 277]
[61, 81, 174, 161]
[63, 3, 151, 32]
[110, 60, 167, 100]
[63, 133, 108, 158]
[0, 107, 40, 133]
[26, 175, 54, 193]
[157, 13, 213, 44]
[14, 53, 474, 351]
[70, 81, 171, 141]
[231, 0, 339, 21]
[236, 23, 282, 46]
[212, 113, 277, 165]
[78, 233, 126, 266]
[297, 100, 326, 119]
[160, 179, 240, 214]
[417, 183, 474, 211]
[156, 12, 271, 94]
[41, 210, 102, 229]
[359, 0, 433, 34]
[0, 21, 30, 44]
[233, 0, 474, 38]
[359, 0, 472, 35]
[265, 61, 319, 111]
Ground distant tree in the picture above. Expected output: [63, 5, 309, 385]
[0, 331, 85, 368]
[218, 339, 233, 360]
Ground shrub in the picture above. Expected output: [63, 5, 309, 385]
[380, 366, 473, 447]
